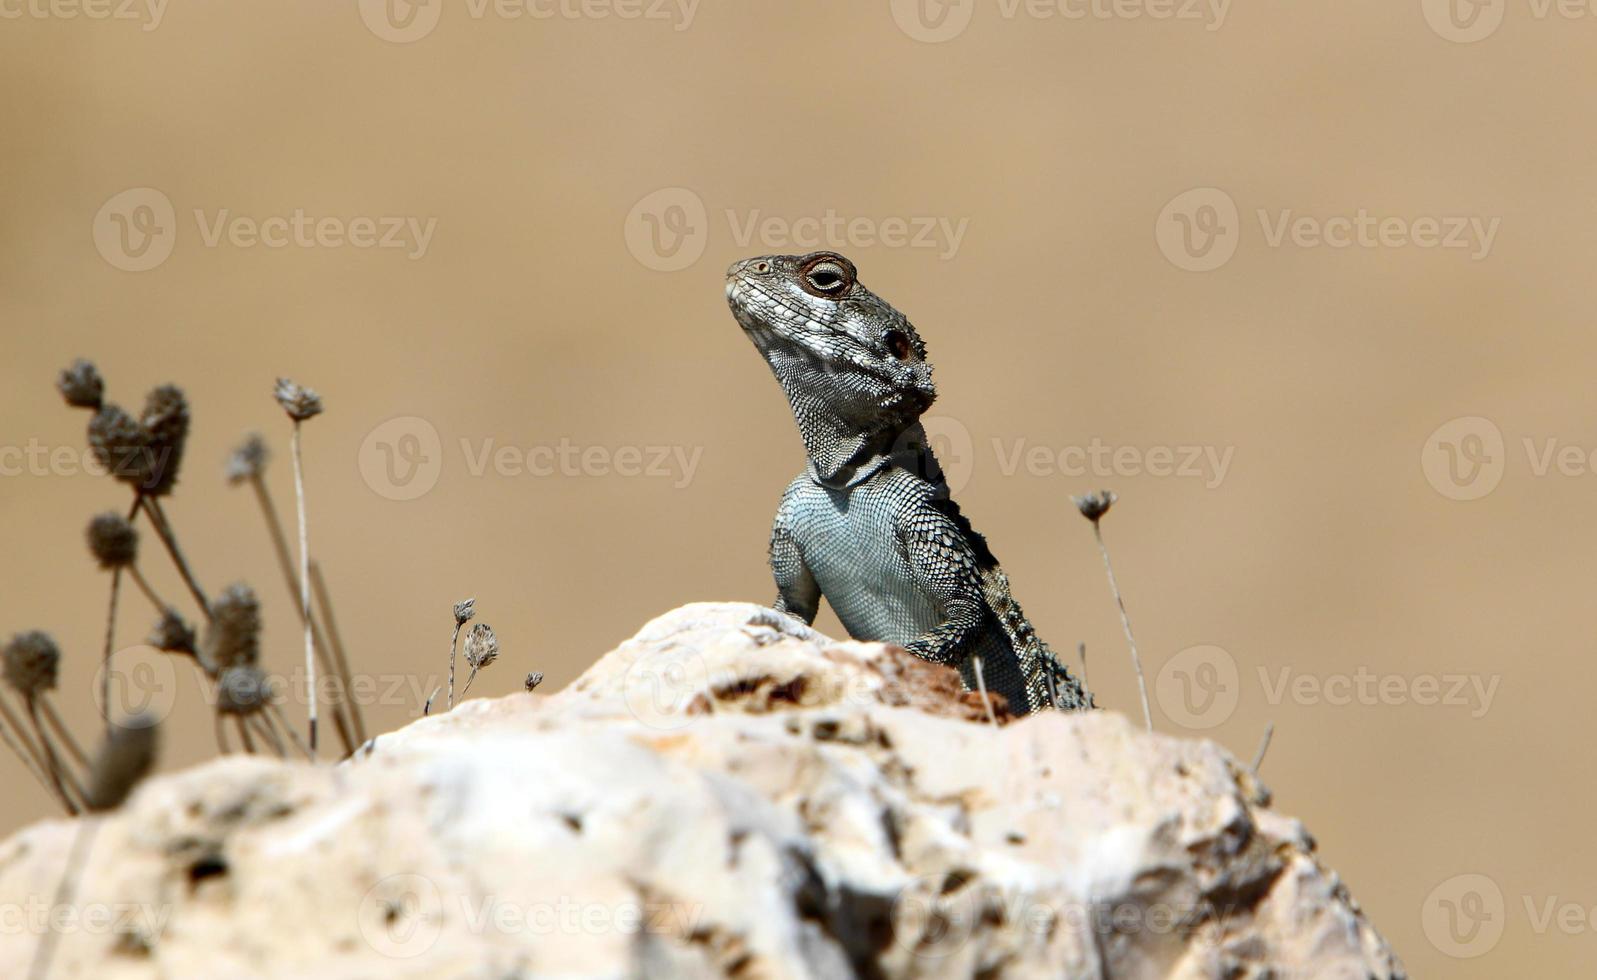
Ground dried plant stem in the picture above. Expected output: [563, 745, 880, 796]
[1078, 642, 1089, 690]
[39, 700, 89, 771]
[266, 702, 312, 761]
[1251, 722, 1276, 774]
[311, 562, 365, 744]
[26, 817, 102, 980]
[126, 563, 166, 614]
[99, 567, 122, 737]
[250, 713, 285, 757]
[235, 716, 257, 755]
[26, 700, 79, 815]
[0, 713, 53, 793]
[247, 476, 353, 751]
[140, 497, 210, 616]
[214, 713, 231, 755]
[448, 624, 463, 710]
[1091, 522, 1152, 732]
[970, 656, 999, 727]
[460, 666, 483, 699]
[289, 421, 317, 759]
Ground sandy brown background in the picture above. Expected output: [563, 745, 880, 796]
[1, 1, 1592, 974]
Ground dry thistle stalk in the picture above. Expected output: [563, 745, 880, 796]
[2, 632, 80, 813]
[148, 608, 197, 657]
[225, 433, 360, 753]
[87, 513, 139, 736]
[57, 359, 105, 411]
[274, 379, 323, 758]
[460, 623, 498, 698]
[449, 598, 475, 709]
[138, 385, 190, 498]
[225, 433, 361, 753]
[87, 404, 154, 490]
[199, 584, 261, 677]
[1072, 490, 1152, 732]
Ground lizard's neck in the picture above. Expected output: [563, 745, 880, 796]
[799, 415, 949, 494]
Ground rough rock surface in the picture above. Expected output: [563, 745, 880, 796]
[0, 603, 1405, 978]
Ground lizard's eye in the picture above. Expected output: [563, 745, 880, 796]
[802, 259, 854, 295]
[884, 330, 913, 361]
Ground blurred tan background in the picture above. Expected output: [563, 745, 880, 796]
[1, 0, 1592, 974]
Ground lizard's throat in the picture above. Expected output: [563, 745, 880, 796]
[791, 407, 939, 491]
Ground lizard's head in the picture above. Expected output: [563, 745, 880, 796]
[726, 252, 936, 431]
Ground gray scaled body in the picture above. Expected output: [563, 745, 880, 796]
[726, 251, 1091, 714]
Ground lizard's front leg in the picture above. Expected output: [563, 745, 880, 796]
[769, 510, 820, 625]
[898, 507, 988, 667]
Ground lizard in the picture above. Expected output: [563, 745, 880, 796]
[725, 251, 1092, 714]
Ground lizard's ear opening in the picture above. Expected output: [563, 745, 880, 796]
[884, 330, 913, 361]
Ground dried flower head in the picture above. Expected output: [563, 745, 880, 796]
[273, 378, 323, 421]
[85, 715, 159, 811]
[86, 512, 138, 569]
[225, 433, 269, 484]
[453, 598, 476, 627]
[3, 631, 61, 698]
[524, 672, 544, 693]
[464, 624, 498, 671]
[139, 385, 190, 497]
[216, 665, 270, 715]
[1072, 490, 1118, 524]
[200, 584, 261, 676]
[57, 359, 105, 410]
[87, 404, 154, 489]
[148, 609, 197, 656]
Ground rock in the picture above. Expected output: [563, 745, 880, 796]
[0, 602, 1405, 978]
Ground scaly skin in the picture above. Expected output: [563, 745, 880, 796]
[726, 252, 1091, 714]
